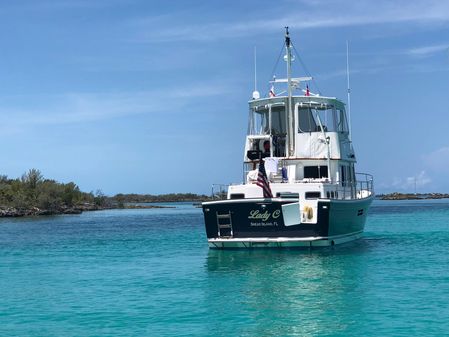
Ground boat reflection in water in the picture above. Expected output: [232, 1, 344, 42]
[204, 247, 368, 335]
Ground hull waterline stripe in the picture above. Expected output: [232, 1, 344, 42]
[208, 230, 363, 243]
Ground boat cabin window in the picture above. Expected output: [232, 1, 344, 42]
[276, 192, 299, 198]
[336, 109, 349, 133]
[298, 107, 318, 132]
[249, 105, 287, 136]
[298, 106, 348, 133]
[340, 165, 355, 187]
[270, 106, 287, 135]
[305, 192, 321, 199]
[248, 105, 287, 157]
[304, 166, 328, 179]
[327, 191, 339, 199]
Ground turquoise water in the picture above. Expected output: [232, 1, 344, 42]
[1, 200, 449, 336]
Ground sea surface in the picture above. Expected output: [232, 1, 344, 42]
[1, 200, 449, 336]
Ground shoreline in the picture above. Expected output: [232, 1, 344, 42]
[378, 193, 449, 200]
[0, 203, 177, 218]
[0, 170, 212, 218]
[3, 194, 449, 218]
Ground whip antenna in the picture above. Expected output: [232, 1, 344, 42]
[346, 40, 352, 140]
[252, 46, 260, 99]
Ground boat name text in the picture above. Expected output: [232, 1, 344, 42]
[248, 210, 281, 222]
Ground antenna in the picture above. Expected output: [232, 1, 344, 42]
[252, 46, 260, 99]
[346, 40, 352, 140]
[254, 46, 257, 91]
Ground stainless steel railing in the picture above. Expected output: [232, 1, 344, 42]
[333, 173, 374, 200]
[211, 184, 229, 200]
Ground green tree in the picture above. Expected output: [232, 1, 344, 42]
[115, 193, 125, 208]
[94, 189, 106, 207]
[22, 169, 43, 189]
[37, 180, 63, 212]
[62, 182, 81, 207]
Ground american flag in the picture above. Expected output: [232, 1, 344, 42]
[269, 85, 275, 97]
[256, 159, 273, 198]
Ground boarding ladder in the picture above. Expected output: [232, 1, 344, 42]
[216, 211, 233, 237]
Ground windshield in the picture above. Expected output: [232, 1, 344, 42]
[298, 106, 349, 133]
[248, 105, 287, 136]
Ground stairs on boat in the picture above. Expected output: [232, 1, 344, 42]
[216, 212, 233, 237]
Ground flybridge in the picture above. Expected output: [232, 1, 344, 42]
[245, 95, 352, 169]
[247, 27, 347, 161]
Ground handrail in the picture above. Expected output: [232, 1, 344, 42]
[333, 173, 374, 200]
[211, 184, 229, 200]
[241, 166, 374, 200]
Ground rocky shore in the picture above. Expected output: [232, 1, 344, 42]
[0, 203, 174, 218]
[379, 192, 449, 200]
[123, 204, 176, 209]
[0, 169, 199, 218]
[0, 204, 109, 217]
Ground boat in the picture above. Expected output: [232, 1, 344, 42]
[202, 28, 374, 249]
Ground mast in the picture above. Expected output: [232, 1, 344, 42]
[285, 27, 294, 157]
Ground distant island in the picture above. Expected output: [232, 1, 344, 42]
[111, 193, 213, 205]
[378, 192, 449, 200]
[0, 169, 213, 218]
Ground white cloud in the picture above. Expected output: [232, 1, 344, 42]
[379, 148, 449, 192]
[407, 44, 449, 57]
[423, 146, 449, 171]
[6, 0, 125, 11]
[389, 170, 432, 191]
[0, 82, 232, 127]
[131, 0, 449, 43]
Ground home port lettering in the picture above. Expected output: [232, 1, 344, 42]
[248, 209, 281, 227]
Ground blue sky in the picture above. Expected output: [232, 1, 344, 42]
[0, 0, 448, 195]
